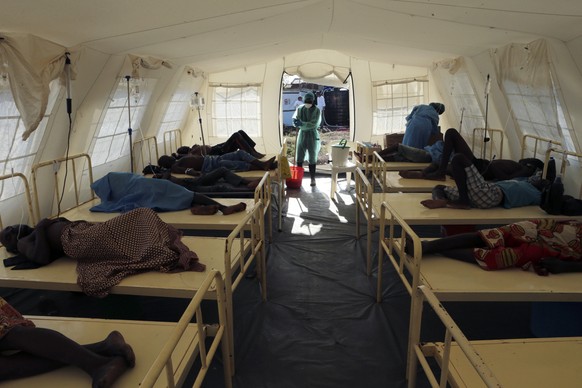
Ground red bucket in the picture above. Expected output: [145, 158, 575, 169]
[286, 166, 304, 189]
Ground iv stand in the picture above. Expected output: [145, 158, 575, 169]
[482, 74, 491, 159]
[125, 75, 134, 172]
[194, 92, 206, 155]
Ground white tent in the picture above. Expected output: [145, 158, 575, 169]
[1, 0, 582, 217]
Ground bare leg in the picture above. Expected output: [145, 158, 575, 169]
[424, 128, 475, 179]
[221, 202, 247, 215]
[0, 326, 131, 386]
[250, 156, 276, 171]
[190, 193, 243, 215]
[447, 154, 472, 209]
[190, 205, 220, 215]
[405, 232, 484, 264]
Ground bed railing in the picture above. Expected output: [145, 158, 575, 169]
[407, 285, 501, 388]
[377, 200, 422, 302]
[254, 171, 272, 242]
[521, 133, 562, 160]
[0, 172, 36, 229]
[355, 167, 376, 275]
[31, 153, 95, 220]
[277, 138, 288, 231]
[355, 141, 381, 174]
[163, 129, 183, 156]
[222, 200, 266, 372]
[471, 127, 504, 160]
[133, 135, 159, 174]
[371, 151, 388, 192]
[140, 269, 233, 388]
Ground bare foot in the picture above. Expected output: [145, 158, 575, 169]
[247, 179, 261, 189]
[153, 171, 171, 180]
[423, 171, 446, 181]
[222, 202, 247, 215]
[92, 356, 130, 388]
[98, 331, 135, 368]
[398, 170, 424, 179]
[190, 205, 219, 215]
[446, 201, 471, 210]
[264, 156, 276, 170]
[421, 199, 448, 209]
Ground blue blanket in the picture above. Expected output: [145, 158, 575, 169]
[90, 172, 193, 212]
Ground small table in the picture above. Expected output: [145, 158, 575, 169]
[330, 161, 357, 200]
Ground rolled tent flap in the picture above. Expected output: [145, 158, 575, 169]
[0, 33, 68, 140]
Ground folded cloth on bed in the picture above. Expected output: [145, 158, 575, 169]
[91, 172, 193, 212]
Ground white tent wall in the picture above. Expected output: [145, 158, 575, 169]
[553, 37, 582, 148]
[191, 50, 453, 153]
[27, 47, 114, 220]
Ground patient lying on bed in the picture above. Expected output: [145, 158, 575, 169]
[405, 219, 582, 275]
[420, 152, 542, 210]
[153, 166, 261, 193]
[0, 299, 134, 386]
[158, 150, 277, 176]
[176, 129, 265, 159]
[92, 172, 248, 215]
[0, 208, 205, 297]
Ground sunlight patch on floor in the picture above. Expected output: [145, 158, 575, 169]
[286, 181, 353, 236]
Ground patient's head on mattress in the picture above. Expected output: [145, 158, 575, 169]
[0, 224, 34, 253]
[158, 155, 176, 168]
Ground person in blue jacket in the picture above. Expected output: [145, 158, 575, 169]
[402, 102, 445, 149]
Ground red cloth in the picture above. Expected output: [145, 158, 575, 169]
[474, 219, 582, 270]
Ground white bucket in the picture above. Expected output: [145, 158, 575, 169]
[331, 142, 350, 167]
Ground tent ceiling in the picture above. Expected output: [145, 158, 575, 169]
[3, 0, 582, 72]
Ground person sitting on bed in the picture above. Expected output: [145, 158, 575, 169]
[404, 218, 582, 275]
[417, 127, 544, 181]
[0, 208, 205, 297]
[91, 172, 249, 216]
[0, 300, 134, 386]
[420, 152, 542, 210]
[175, 130, 265, 159]
[153, 167, 261, 193]
[158, 150, 277, 176]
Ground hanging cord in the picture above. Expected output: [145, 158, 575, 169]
[57, 53, 73, 217]
[482, 74, 491, 159]
[458, 107, 465, 134]
[125, 76, 135, 173]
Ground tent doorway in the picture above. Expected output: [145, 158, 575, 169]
[281, 75, 350, 166]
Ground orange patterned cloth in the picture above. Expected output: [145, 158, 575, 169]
[0, 297, 35, 339]
[474, 219, 582, 270]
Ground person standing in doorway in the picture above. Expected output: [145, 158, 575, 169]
[293, 91, 321, 186]
[316, 91, 326, 129]
[293, 95, 303, 109]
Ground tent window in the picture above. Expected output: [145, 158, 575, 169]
[90, 78, 157, 167]
[372, 80, 427, 135]
[156, 77, 191, 143]
[503, 75, 575, 152]
[494, 40, 577, 153]
[210, 85, 261, 138]
[0, 79, 59, 200]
